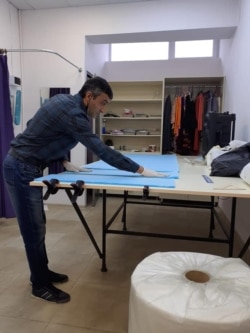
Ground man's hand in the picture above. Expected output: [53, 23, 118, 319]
[141, 168, 168, 177]
[63, 161, 91, 172]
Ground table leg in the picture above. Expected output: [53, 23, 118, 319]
[101, 190, 108, 272]
[65, 188, 102, 258]
[238, 236, 250, 258]
[209, 196, 215, 238]
[121, 191, 128, 231]
[229, 197, 237, 257]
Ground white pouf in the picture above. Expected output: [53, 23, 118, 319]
[128, 252, 250, 333]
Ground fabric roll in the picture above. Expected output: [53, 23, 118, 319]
[128, 252, 250, 333]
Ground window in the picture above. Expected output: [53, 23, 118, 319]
[111, 42, 169, 61]
[110, 40, 214, 61]
[175, 40, 213, 58]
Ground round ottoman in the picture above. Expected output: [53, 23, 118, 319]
[128, 252, 250, 333]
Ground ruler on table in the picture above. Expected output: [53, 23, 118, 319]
[202, 175, 213, 183]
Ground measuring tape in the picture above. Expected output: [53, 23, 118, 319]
[202, 175, 213, 183]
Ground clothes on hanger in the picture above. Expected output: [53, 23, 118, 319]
[163, 86, 222, 155]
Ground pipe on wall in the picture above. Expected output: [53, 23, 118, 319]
[0, 48, 82, 72]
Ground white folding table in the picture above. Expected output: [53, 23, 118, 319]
[30, 154, 250, 271]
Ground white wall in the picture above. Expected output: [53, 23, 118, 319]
[0, 0, 20, 74]
[103, 58, 224, 82]
[85, 41, 109, 78]
[19, 0, 239, 125]
[218, 0, 250, 245]
[221, 0, 250, 141]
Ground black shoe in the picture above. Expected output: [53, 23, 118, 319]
[32, 284, 70, 303]
[48, 270, 69, 284]
[30, 271, 69, 286]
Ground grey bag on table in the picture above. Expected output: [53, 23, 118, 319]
[210, 142, 250, 177]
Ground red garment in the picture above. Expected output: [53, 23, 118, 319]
[193, 93, 204, 152]
[173, 96, 182, 136]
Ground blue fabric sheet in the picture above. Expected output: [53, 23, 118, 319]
[34, 173, 175, 188]
[83, 153, 179, 173]
[34, 154, 179, 188]
[70, 169, 178, 179]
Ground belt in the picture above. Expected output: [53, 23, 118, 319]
[8, 148, 46, 170]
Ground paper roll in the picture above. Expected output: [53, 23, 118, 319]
[128, 252, 250, 333]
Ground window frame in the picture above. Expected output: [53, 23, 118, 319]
[110, 40, 217, 61]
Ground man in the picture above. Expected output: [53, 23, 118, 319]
[3, 76, 165, 303]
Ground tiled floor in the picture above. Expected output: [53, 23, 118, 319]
[0, 195, 249, 333]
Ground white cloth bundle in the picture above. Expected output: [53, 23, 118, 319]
[128, 252, 250, 333]
[240, 162, 250, 185]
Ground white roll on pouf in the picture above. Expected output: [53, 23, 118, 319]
[128, 252, 250, 333]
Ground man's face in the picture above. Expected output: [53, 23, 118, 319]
[85, 91, 110, 118]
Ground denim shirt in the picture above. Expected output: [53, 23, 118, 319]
[10, 93, 140, 173]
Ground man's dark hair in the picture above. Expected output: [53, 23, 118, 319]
[79, 76, 113, 99]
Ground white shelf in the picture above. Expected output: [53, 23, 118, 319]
[100, 81, 164, 153]
[103, 117, 161, 120]
[111, 99, 162, 102]
[102, 134, 161, 137]
[119, 151, 161, 154]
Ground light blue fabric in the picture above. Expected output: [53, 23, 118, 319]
[35, 172, 175, 188]
[63, 169, 178, 179]
[35, 154, 179, 188]
[83, 153, 179, 173]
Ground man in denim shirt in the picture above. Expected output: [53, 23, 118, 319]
[3, 76, 164, 303]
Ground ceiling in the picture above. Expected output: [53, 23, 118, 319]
[6, 0, 236, 42]
[7, 0, 156, 10]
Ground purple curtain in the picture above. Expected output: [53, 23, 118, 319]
[48, 87, 70, 174]
[0, 54, 15, 218]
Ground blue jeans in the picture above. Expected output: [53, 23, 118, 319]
[3, 154, 50, 287]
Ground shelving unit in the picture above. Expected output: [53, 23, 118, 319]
[100, 81, 164, 153]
